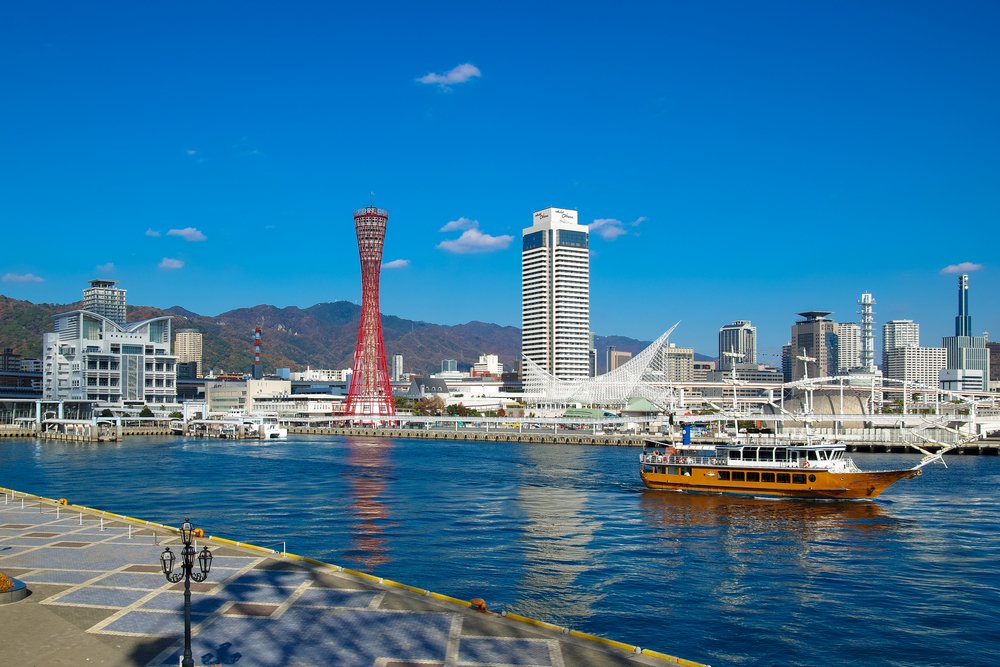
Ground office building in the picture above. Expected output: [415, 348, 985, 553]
[42, 307, 177, 405]
[885, 346, 947, 389]
[173, 329, 203, 378]
[522, 207, 590, 380]
[609, 350, 633, 372]
[941, 274, 989, 391]
[442, 359, 458, 373]
[718, 320, 757, 370]
[837, 323, 861, 374]
[82, 280, 127, 327]
[392, 354, 404, 382]
[662, 344, 694, 383]
[787, 312, 838, 381]
[882, 320, 920, 371]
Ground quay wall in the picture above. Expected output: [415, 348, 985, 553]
[289, 427, 1000, 455]
[0, 484, 705, 667]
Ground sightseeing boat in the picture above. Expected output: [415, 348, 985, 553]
[639, 440, 940, 499]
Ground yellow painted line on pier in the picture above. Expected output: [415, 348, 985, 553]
[502, 612, 566, 634]
[428, 591, 476, 606]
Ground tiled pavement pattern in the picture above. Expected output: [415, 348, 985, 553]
[0, 495, 688, 667]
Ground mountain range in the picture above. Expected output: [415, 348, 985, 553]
[0, 295, 710, 375]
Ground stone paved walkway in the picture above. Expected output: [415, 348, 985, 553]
[0, 491, 703, 667]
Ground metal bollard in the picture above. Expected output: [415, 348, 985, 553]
[100, 517, 104, 531]
[79, 513, 83, 525]
[128, 525, 132, 539]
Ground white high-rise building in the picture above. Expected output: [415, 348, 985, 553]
[392, 354, 404, 382]
[837, 323, 861, 374]
[43, 310, 177, 405]
[882, 320, 920, 371]
[718, 320, 757, 370]
[83, 280, 127, 327]
[521, 207, 590, 380]
[885, 346, 946, 390]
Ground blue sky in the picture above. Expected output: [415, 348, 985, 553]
[1, 1, 997, 359]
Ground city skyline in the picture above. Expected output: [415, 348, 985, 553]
[1, 3, 997, 357]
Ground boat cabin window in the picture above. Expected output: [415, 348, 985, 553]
[777, 473, 790, 483]
[746, 472, 760, 482]
[758, 449, 774, 462]
[731, 471, 745, 481]
[730, 450, 742, 460]
[718, 471, 730, 481]
[792, 474, 807, 484]
[761, 472, 775, 483]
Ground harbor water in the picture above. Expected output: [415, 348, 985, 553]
[1, 435, 997, 666]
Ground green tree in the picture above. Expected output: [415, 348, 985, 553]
[100, 408, 114, 418]
[139, 406, 154, 418]
[168, 411, 183, 419]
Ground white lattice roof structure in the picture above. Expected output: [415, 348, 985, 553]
[522, 323, 680, 408]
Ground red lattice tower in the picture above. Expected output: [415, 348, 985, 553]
[345, 206, 395, 419]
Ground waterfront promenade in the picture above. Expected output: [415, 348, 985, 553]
[0, 487, 702, 667]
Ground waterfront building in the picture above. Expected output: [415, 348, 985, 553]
[472, 353, 504, 377]
[173, 328, 203, 378]
[588, 332, 597, 378]
[882, 320, 920, 371]
[521, 207, 590, 380]
[781, 343, 793, 382]
[662, 344, 694, 383]
[939, 369, 986, 393]
[885, 346, 946, 390]
[0, 348, 21, 372]
[788, 312, 838, 381]
[205, 378, 291, 414]
[692, 360, 717, 382]
[609, 350, 632, 372]
[941, 274, 989, 391]
[718, 320, 757, 370]
[837, 323, 861, 374]
[290, 367, 351, 383]
[392, 354, 404, 382]
[82, 279, 127, 326]
[42, 309, 177, 405]
[988, 342, 1000, 390]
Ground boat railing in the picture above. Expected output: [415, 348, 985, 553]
[641, 453, 848, 470]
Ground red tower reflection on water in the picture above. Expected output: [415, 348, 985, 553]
[345, 206, 395, 419]
[346, 439, 392, 569]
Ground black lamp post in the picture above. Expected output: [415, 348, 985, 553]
[160, 518, 213, 667]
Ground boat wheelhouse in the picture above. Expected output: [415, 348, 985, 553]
[640, 440, 936, 499]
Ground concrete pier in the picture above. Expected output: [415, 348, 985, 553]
[0, 487, 704, 667]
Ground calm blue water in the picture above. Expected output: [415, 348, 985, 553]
[2, 435, 998, 666]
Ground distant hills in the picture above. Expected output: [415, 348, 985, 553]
[0, 295, 708, 375]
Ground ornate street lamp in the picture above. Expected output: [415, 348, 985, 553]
[160, 518, 213, 667]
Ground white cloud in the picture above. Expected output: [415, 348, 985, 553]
[417, 63, 481, 89]
[145, 228, 161, 237]
[2, 272, 44, 283]
[159, 258, 184, 270]
[589, 218, 629, 240]
[382, 259, 410, 269]
[167, 227, 207, 242]
[440, 217, 478, 232]
[941, 261, 983, 274]
[589, 215, 647, 240]
[96, 262, 115, 273]
[438, 228, 513, 254]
